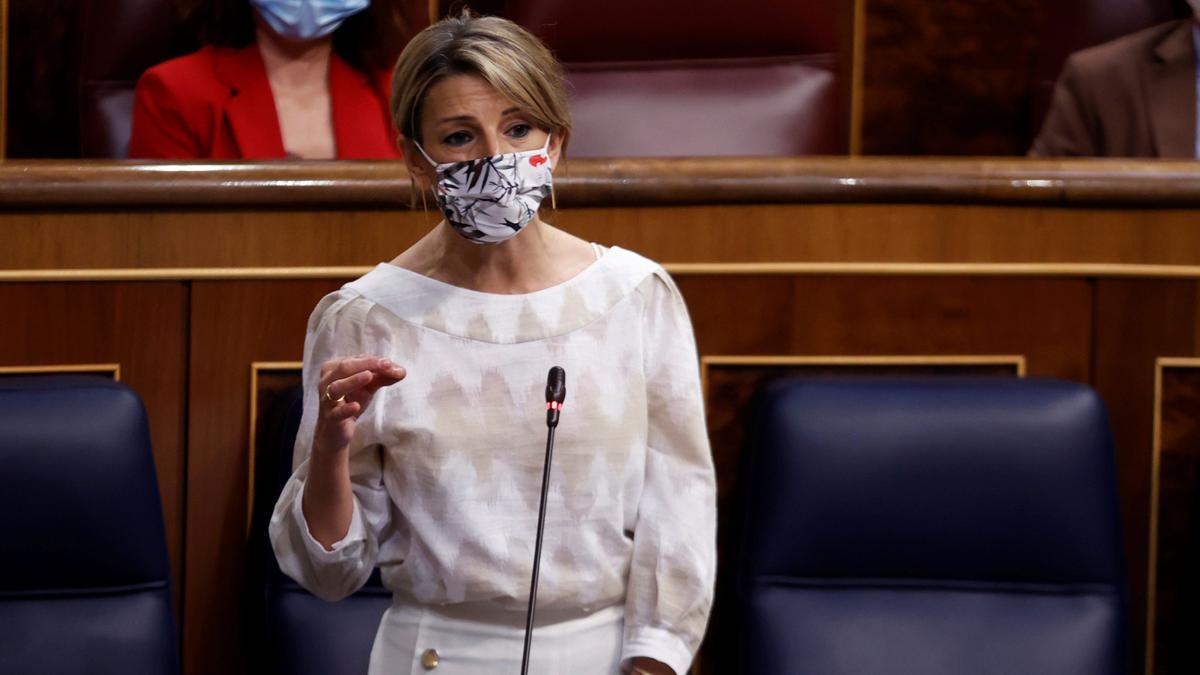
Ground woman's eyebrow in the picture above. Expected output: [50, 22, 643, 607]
[436, 108, 522, 125]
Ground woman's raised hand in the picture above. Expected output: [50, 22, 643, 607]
[313, 355, 406, 456]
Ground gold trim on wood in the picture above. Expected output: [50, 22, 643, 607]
[0, 363, 121, 380]
[700, 354, 1026, 400]
[247, 361, 303, 536]
[0, 266, 376, 282]
[1145, 357, 1200, 675]
[665, 263, 1200, 278]
[11, 262, 1200, 283]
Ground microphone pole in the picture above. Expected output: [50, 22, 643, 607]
[521, 366, 566, 675]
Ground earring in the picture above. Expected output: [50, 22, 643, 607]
[550, 183, 557, 210]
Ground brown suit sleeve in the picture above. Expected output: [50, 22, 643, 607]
[1030, 54, 1103, 157]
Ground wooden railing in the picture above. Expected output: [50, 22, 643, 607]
[0, 157, 1198, 208]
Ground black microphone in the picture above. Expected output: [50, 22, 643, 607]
[545, 366, 565, 428]
[521, 366, 566, 675]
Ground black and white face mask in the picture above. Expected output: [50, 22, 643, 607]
[415, 135, 554, 245]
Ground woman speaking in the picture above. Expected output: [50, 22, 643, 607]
[269, 12, 716, 675]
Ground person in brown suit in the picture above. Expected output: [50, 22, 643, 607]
[1031, 16, 1198, 157]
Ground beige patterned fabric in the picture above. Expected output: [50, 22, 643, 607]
[269, 246, 716, 674]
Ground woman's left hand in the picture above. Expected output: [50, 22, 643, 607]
[628, 657, 675, 675]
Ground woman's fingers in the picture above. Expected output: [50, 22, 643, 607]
[344, 372, 405, 408]
[318, 357, 406, 426]
[324, 399, 361, 421]
[321, 357, 404, 387]
[323, 370, 373, 402]
[374, 361, 406, 382]
[322, 356, 398, 382]
[363, 366, 406, 393]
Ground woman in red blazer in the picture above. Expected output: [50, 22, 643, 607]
[130, 0, 409, 160]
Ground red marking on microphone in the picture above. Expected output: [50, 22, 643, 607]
[529, 155, 548, 167]
[546, 401, 563, 411]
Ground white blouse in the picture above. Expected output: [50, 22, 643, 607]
[269, 246, 716, 674]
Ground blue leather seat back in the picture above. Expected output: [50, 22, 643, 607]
[0, 375, 178, 674]
[267, 583, 392, 675]
[248, 384, 390, 675]
[739, 378, 1126, 675]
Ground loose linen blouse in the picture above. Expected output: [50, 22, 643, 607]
[269, 246, 716, 674]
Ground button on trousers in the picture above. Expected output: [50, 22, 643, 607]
[369, 599, 624, 674]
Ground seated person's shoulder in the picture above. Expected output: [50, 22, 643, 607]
[136, 44, 233, 104]
[1065, 19, 1189, 76]
[131, 45, 251, 157]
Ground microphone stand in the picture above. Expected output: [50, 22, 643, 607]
[521, 367, 565, 675]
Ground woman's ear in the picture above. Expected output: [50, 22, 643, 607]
[547, 131, 565, 169]
[401, 136, 434, 191]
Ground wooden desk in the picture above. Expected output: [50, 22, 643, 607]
[2, 158, 1197, 675]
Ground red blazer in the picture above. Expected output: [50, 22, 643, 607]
[129, 44, 401, 159]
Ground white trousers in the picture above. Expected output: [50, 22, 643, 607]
[368, 599, 624, 675]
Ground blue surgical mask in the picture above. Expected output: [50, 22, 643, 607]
[251, 0, 370, 41]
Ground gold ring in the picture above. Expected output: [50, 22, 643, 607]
[322, 386, 345, 404]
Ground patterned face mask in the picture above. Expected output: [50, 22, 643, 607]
[414, 136, 554, 245]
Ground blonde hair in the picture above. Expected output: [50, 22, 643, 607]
[390, 13, 571, 151]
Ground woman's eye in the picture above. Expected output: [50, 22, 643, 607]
[443, 131, 471, 147]
[507, 124, 532, 139]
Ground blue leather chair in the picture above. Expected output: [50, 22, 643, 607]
[737, 378, 1127, 675]
[247, 385, 391, 675]
[0, 375, 178, 674]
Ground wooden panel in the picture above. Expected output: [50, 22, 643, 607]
[247, 364, 302, 534]
[1150, 361, 1200, 675]
[0, 281, 188, 618]
[7, 203, 1200, 274]
[698, 357, 1022, 675]
[1093, 279, 1200, 672]
[862, 0, 1040, 155]
[0, 209, 431, 271]
[673, 273, 1092, 674]
[676, 276, 1091, 382]
[184, 279, 344, 675]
